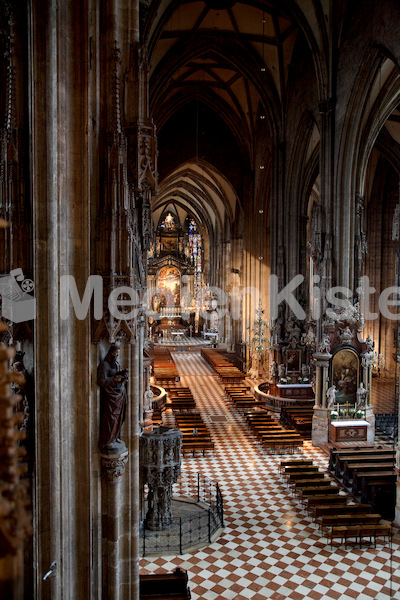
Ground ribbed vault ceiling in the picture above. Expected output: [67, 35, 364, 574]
[152, 161, 239, 239]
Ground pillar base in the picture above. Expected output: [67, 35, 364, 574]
[312, 407, 330, 447]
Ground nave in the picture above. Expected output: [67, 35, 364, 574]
[140, 353, 400, 600]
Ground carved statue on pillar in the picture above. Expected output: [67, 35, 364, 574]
[97, 344, 128, 453]
[326, 385, 337, 409]
[356, 382, 368, 411]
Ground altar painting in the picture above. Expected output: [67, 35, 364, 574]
[285, 349, 301, 373]
[331, 349, 359, 404]
[157, 266, 180, 307]
[161, 237, 177, 251]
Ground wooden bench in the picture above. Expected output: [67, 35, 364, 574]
[181, 441, 215, 456]
[320, 513, 381, 532]
[352, 470, 396, 496]
[329, 447, 395, 475]
[312, 503, 371, 520]
[283, 465, 319, 475]
[343, 460, 395, 486]
[300, 485, 340, 498]
[280, 458, 314, 473]
[140, 567, 191, 599]
[287, 471, 324, 485]
[329, 524, 391, 548]
[262, 439, 303, 453]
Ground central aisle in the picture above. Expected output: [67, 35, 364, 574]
[140, 352, 400, 600]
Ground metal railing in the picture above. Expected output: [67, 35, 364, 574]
[140, 471, 223, 556]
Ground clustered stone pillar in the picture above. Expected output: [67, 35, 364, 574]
[101, 451, 129, 600]
[311, 351, 332, 446]
[140, 427, 182, 530]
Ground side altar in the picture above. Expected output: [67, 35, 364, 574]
[311, 302, 375, 446]
[269, 383, 314, 399]
[330, 419, 369, 443]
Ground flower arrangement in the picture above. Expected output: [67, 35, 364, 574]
[280, 377, 288, 384]
[330, 410, 338, 420]
[356, 410, 365, 419]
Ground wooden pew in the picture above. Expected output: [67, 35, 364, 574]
[140, 567, 191, 599]
[320, 513, 381, 533]
[352, 470, 396, 496]
[329, 447, 395, 475]
[312, 503, 371, 520]
[343, 460, 395, 486]
[329, 524, 391, 549]
[280, 458, 314, 473]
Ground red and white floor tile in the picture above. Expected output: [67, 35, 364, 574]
[140, 352, 400, 600]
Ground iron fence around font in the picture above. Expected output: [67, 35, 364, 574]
[140, 471, 224, 555]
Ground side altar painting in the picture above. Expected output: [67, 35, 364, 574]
[331, 348, 359, 404]
[157, 266, 181, 307]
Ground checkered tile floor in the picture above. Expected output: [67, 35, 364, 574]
[140, 352, 400, 600]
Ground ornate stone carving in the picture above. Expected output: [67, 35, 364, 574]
[338, 326, 354, 343]
[140, 427, 182, 530]
[324, 299, 364, 330]
[101, 453, 129, 481]
[317, 335, 331, 353]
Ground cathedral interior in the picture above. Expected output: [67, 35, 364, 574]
[2, 0, 400, 599]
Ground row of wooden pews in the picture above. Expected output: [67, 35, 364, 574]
[244, 409, 303, 453]
[153, 348, 179, 382]
[280, 406, 313, 438]
[329, 446, 396, 518]
[280, 458, 391, 548]
[166, 386, 197, 412]
[174, 411, 214, 456]
[164, 383, 215, 457]
[201, 348, 245, 383]
[224, 384, 265, 411]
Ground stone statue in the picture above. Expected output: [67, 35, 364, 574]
[339, 326, 353, 343]
[356, 382, 368, 411]
[278, 364, 286, 379]
[144, 386, 154, 411]
[326, 385, 337, 409]
[301, 364, 310, 379]
[270, 360, 278, 380]
[97, 344, 128, 452]
[248, 352, 259, 380]
[317, 335, 331, 353]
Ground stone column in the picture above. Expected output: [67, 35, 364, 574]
[311, 352, 332, 446]
[30, 1, 93, 598]
[101, 451, 129, 600]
